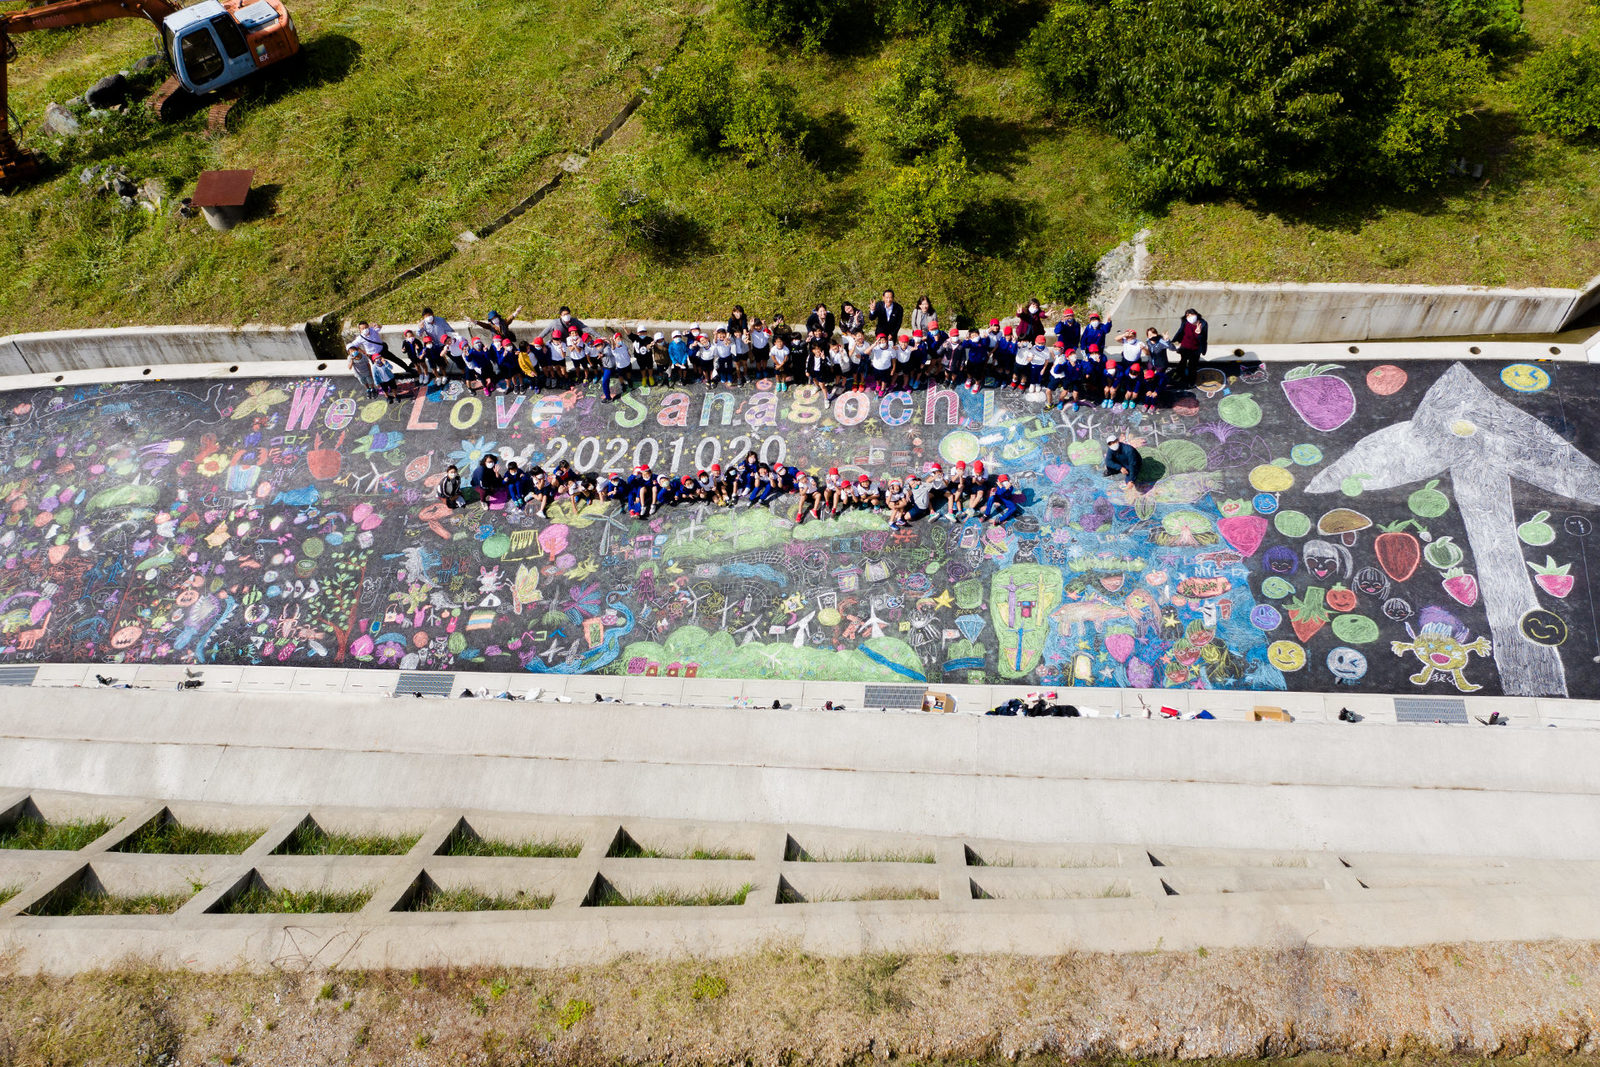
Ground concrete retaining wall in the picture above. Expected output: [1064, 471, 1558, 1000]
[0, 324, 316, 376]
[1104, 280, 1587, 344]
[8, 689, 1600, 860]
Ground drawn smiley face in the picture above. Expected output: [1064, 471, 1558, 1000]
[1267, 640, 1306, 672]
[1519, 609, 1568, 646]
[1500, 364, 1551, 393]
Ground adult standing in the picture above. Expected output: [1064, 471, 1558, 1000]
[1173, 307, 1208, 387]
[870, 289, 905, 340]
[805, 303, 836, 339]
[909, 295, 937, 334]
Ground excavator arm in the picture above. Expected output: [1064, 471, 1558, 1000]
[1, 0, 179, 186]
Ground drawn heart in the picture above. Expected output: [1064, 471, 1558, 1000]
[1043, 464, 1069, 484]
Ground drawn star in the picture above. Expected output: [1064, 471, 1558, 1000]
[933, 590, 955, 608]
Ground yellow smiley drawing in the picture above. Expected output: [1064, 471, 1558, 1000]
[1500, 364, 1550, 393]
[1267, 640, 1306, 672]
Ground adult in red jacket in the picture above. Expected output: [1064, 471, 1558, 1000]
[1172, 308, 1208, 388]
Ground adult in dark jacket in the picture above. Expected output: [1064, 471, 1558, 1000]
[1103, 435, 1141, 485]
[470, 454, 504, 499]
[1172, 308, 1208, 387]
[870, 290, 905, 339]
[805, 304, 836, 339]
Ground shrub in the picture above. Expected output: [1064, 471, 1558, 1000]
[1520, 36, 1600, 141]
[866, 38, 958, 160]
[727, 0, 865, 50]
[1417, 0, 1526, 55]
[590, 154, 696, 253]
[726, 78, 808, 162]
[1375, 48, 1489, 190]
[1019, 0, 1115, 118]
[878, 0, 1002, 40]
[872, 144, 975, 260]
[1039, 246, 1098, 305]
[644, 53, 736, 154]
[646, 54, 807, 162]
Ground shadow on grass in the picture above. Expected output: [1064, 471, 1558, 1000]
[806, 108, 865, 179]
[957, 193, 1045, 256]
[955, 115, 1050, 179]
[236, 33, 364, 114]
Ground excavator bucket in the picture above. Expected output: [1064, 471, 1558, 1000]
[0, 130, 42, 188]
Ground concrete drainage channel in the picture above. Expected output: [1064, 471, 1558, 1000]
[3, 789, 1600, 974]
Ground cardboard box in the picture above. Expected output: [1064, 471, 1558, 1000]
[923, 690, 957, 714]
[1252, 706, 1292, 722]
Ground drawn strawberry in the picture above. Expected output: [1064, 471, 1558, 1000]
[1373, 519, 1422, 582]
[1281, 364, 1356, 432]
[1441, 568, 1479, 607]
[1286, 586, 1329, 642]
[1528, 556, 1575, 599]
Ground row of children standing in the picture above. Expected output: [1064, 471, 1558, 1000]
[345, 300, 1212, 414]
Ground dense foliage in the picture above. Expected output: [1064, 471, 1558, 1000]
[1020, 0, 1497, 202]
[1519, 35, 1600, 141]
[865, 38, 959, 160]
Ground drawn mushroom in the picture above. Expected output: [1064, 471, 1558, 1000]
[1317, 508, 1372, 547]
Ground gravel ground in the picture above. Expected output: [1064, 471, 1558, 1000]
[3, 941, 1600, 1065]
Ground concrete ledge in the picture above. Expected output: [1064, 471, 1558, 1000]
[1105, 280, 1586, 344]
[4, 689, 1599, 860]
[0, 324, 316, 376]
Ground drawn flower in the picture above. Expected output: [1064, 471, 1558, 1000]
[449, 437, 498, 469]
[229, 380, 290, 420]
[197, 453, 230, 477]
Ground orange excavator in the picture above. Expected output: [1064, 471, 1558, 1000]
[1, 0, 299, 187]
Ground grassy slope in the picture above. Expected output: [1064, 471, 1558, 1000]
[1, 0, 1597, 331]
[0, 0, 685, 330]
[370, 53, 1131, 326]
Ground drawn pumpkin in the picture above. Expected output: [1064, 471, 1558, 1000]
[307, 431, 345, 481]
[1325, 584, 1358, 613]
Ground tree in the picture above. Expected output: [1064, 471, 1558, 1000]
[643, 54, 735, 155]
[865, 38, 959, 160]
[1055, 0, 1492, 203]
[872, 143, 975, 260]
[1520, 35, 1600, 141]
[1019, 0, 1114, 118]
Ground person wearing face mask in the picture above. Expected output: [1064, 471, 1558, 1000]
[544, 306, 586, 340]
[1015, 297, 1047, 344]
[1173, 308, 1208, 387]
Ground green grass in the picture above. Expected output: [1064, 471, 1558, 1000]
[0, 0, 686, 331]
[441, 832, 582, 859]
[608, 837, 754, 861]
[799, 847, 937, 864]
[271, 824, 419, 856]
[0, 816, 114, 851]
[588, 883, 752, 907]
[115, 821, 263, 855]
[26, 889, 189, 916]
[0, 885, 20, 906]
[835, 886, 940, 902]
[410, 887, 555, 912]
[218, 885, 372, 914]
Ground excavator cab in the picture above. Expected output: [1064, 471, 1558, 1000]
[160, 0, 298, 94]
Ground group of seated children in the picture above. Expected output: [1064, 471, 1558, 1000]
[435, 453, 1021, 527]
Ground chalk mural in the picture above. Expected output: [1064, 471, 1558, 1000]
[1, 360, 1598, 696]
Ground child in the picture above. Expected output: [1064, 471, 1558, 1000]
[794, 467, 823, 523]
[504, 461, 528, 509]
[868, 334, 894, 395]
[885, 477, 911, 527]
[370, 352, 398, 400]
[1046, 343, 1073, 408]
[823, 467, 848, 516]
[983, 474, 1020, 525]
[770, 333, 790, 391]
[668, 330, 692, 385]
[437, 465, 464, 509]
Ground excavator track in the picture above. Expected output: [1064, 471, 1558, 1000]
[147, 73, 189, 122]
[204, 87, 240, 135]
